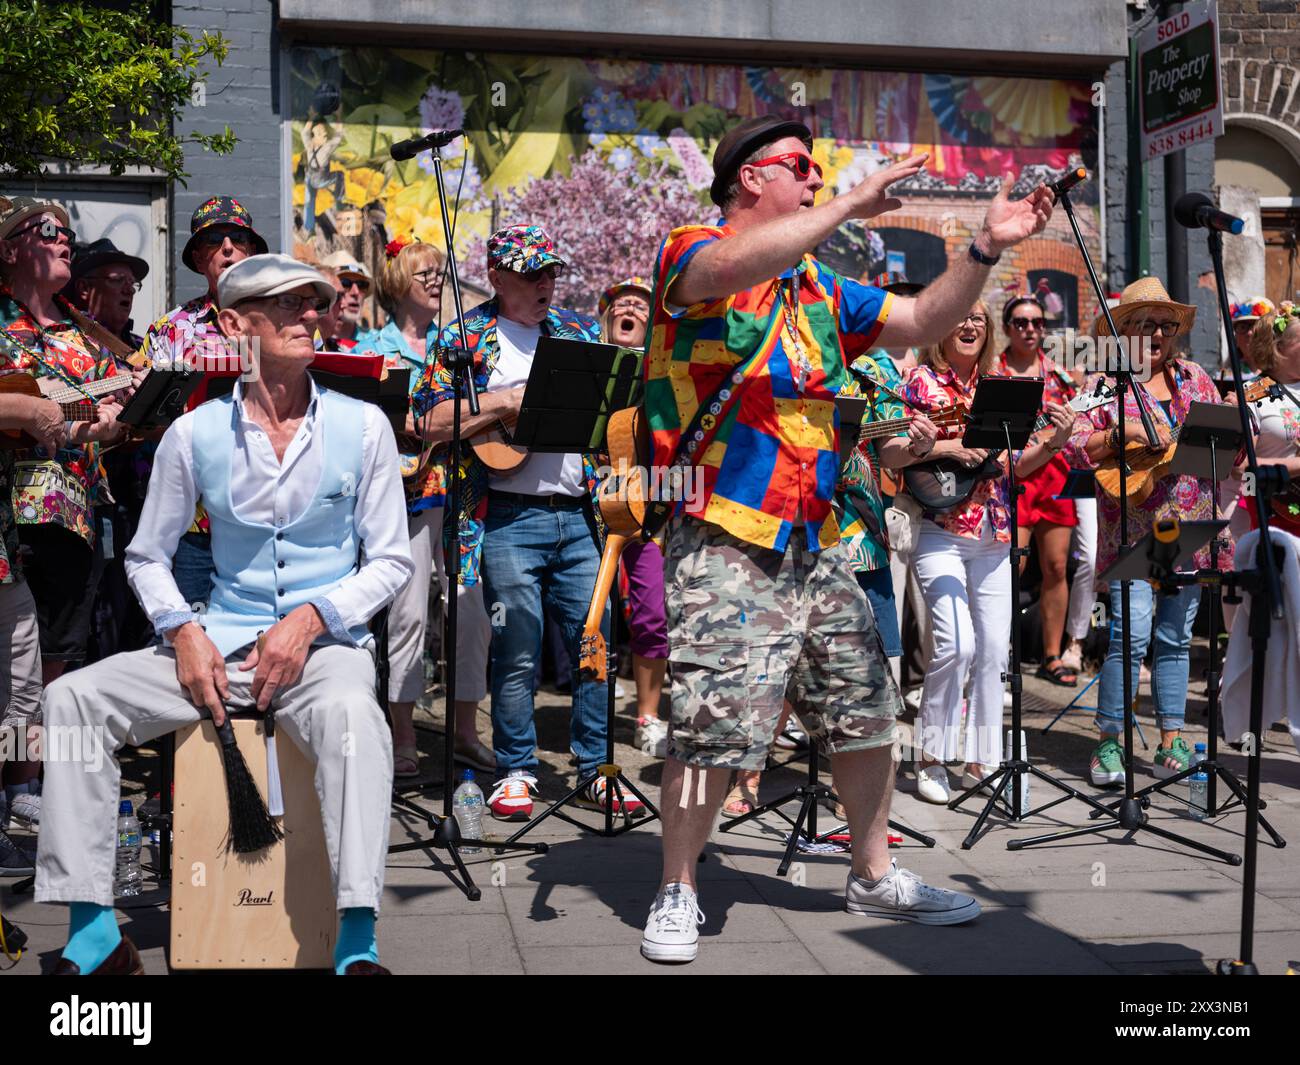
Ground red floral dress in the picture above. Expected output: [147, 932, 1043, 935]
[994, 348, 1078, 528]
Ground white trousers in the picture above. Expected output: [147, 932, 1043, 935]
[0, 580, 42, 729]
[387, 507, 490, 704]
[1065, 497, 1099, 641]
[35, 642, 392, 912]
[913, 521, 1011, 765]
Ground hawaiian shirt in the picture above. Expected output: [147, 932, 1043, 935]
[835, 352, 905, 573]
[411, 296, 603, 585]
[0, 288, 119, 547]
[1064, 358, 1234, 573]
[644, 223, 891, 554]
[0, 398, 18, 582]
[362, 319, 447, 514]
[900, 360, 1014, 543]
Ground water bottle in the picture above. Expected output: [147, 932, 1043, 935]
[114, 800, 143, 897]
[1189, 742, 1209, 820]
[452, 771, 484, 854]
[1005, 729, 1030, 816]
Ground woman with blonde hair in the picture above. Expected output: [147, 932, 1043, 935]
[366, 238, 493, 777]
[880, 299, 1074, 803]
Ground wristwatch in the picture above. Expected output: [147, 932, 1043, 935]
[968, 240, 1000, 267]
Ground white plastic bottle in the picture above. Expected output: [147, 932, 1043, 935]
[114, 799, 143, 897]
[1005, 729, 1029, 816]
[452, 770, 484, 854]
[1188, 742, 1209, 820]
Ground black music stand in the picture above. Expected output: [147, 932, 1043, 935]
[1088, 404, 1285, 847]
[497, 338, 660, 843]
[1015, 519, 1243, 865]
[115, 368, 204, 429]
[947, 376, 1112, 847]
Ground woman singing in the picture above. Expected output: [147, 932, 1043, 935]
[881, 300, 1073, 804]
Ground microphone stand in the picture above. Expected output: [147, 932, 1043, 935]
[1008, 182, 1239, 864]
[386, 145, 547, 900]
[1204, 227, 1289, 975]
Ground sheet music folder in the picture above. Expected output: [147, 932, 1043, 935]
[509, 336, 644, 453]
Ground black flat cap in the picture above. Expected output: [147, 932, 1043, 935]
[710, 116, 814, 207]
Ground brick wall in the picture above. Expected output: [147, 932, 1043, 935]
[170, 0, 281, 305]
[1220, 0, 1300, 124]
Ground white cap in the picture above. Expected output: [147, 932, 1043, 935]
[319, 250, 372, 282]
[217, 253, 336, 309]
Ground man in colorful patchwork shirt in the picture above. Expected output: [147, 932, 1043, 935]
[638, 116, 1056, 963]
[411, 224, 641, 820]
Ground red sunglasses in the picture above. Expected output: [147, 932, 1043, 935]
[747, 151, 823, 181]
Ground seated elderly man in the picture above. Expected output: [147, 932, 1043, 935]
[35, 254, 413, 975]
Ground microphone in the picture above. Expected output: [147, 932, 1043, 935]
[1147, 517, 1181, 582]
[389, 129, 465, 161]
[1174, 192, 1245, 235]
[1047, 167, 1088, 202]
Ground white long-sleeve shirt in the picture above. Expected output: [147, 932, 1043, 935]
[125, 378, 413, 646]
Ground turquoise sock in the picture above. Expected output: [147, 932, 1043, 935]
[334, 907, 378, 974]
[63, 903, 121, 974]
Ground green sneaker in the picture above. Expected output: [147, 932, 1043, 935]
[1089, 737, 1125, 787]
[1153, 736, 1192, 781]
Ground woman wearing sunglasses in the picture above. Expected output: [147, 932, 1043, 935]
[996, 294, 1080, 687]
[1064, 278, 1233, 787]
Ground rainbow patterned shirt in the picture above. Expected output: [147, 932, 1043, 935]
[644, 223, 891, 553]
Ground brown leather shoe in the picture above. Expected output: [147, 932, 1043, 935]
[342, 959, 391, 975]
[50, 934, 144, 975]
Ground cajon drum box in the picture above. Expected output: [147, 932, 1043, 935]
[170, 718, 336, 969]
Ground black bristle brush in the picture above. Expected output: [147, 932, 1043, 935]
[212, 716, 283, 854]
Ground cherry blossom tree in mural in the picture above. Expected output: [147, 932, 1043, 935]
[459, 149, 711, 314]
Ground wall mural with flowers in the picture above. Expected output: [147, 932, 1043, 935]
[289, 46, 1102, 325]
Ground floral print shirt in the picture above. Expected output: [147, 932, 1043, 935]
[1064, 358, 1234, 574]
[136, 293, 221, 369]
[0, 288, 119, 547]
[835, 352, 905, 573]
[900, 360, 1013, 543]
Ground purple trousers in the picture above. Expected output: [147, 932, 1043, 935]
[622, 537, 669, 659]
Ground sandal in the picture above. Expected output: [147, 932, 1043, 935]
[393, 742, 420, 778]
[1036, 656, 1078, 688]
[721, 779, 759, 818]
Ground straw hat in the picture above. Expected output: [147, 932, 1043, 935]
[1094, 277, 1195, 337]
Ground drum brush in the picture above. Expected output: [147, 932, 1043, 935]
[207, 712, 284, 854]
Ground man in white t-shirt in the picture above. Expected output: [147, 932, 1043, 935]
[417, 224, 642, 821]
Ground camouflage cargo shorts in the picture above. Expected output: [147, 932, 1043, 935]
[664, 518, 902, 770]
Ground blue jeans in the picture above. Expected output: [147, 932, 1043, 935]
[172, 532, 214, 610]
[1096, 579, 1201, 735]
[480, 498, 609, 778]
[855, 568, 902, 659]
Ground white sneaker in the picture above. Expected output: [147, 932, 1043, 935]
[904, 688, 923, 712]
[916, 765, 951, 804]
[6, 791, 39, 832]
[845, 860, 982, 925]
[635, 717, 668, 759]
[641, 883, 704, 963]
[960, 767, 996, 795]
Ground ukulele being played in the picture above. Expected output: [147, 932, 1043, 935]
[0, 371, 132, 448]
[904, 383, 1118, 511]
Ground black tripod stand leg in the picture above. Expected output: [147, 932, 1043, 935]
[1138, 820, 1241, 865]
[776, 794, 817, 878]
[957, 768, 1015, 850]
[716, 788, 806, 833]
[1008, 818, 1121, 850]
[1211, 767, 1286, 846]
[613, 773, 661, 822]
[442, 841, 483, 902]
[505, 774, 595, 843]
[1025, 763, 1125, 819]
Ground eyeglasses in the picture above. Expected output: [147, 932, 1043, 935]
[12, 221, 75, 244]
[341, 277, 370, 292]
[195, 227, 257, 248]
[1010, 316, 1045, 331]
[1135, 319, 1180, 337]
[518, 265, 564, 283]
[85, 272, 142, 292]
[246, 292, 332, 315]
[960, 314, 989, 328]
[412, 268, 444, 287]
[748, 152, 823, 181]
